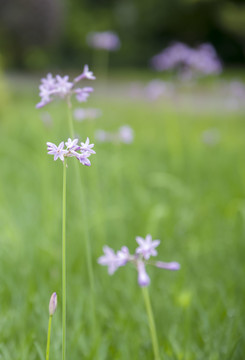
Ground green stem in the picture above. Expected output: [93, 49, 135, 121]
[142, 287, 161, 360]
[66, 103, 96, 332]
[62, 159, 67, 360]
[46, 315, 53, 360]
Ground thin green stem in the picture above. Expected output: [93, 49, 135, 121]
[45, 315, 53, 360]
[142, 287, 161, 360]
[66, 103, 96, 333]
[62, 158, 67, 360]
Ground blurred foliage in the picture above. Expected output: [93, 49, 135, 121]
[0, 0, 244, 69]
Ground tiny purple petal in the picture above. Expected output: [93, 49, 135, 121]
[137, 260, 150, 287]
[155, 261, 180, 270]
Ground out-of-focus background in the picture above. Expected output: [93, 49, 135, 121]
[0, 0, 245, 70]
[0, 1, 245, 360]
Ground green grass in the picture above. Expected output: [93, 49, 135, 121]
[0, 73, 245, 359]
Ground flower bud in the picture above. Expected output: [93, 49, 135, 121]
[49, 292, 57, 316]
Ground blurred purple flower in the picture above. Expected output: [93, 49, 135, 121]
[95, 125, 134, 144]
[87, 31, 120, 51]
[74, 64, 96, 82]
[118, 125, 134, 144]
[73, 108, 102, 122]
[136, 234, 160, 260]
[98, 234, 180, 287]
[36, 65, 95, 108]
[137, 260, 150, 287]
[151, 42, 222, 78]
[98, 245, 130, 274]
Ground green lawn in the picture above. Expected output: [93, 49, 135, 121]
[0, 73, 244, 359]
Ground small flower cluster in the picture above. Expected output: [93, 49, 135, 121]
[95, 125, 134, 144]
[87, 31, 120, 51]
[36, 65, 95, 109]
[98, 234, 180, 287]
[151, 42, 222, 77]
[47, 138, 95, 166]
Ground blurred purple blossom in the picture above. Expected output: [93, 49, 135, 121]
[87, 31, 120, 51]
[98, 235, 180, 287]
[46, 137, 95, 165]
[95, 125, 134, 144]
[74, 64, 96, 82]
[73, 108, 102, 122]
[136, 234, 160, 260]
[151, 42, 222, 78]
[36, 65, 95, 108]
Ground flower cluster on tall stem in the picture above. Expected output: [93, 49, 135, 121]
[36, 65, 95, 108]
[47, 138, 95, 166]
[98, 234, 180, 286]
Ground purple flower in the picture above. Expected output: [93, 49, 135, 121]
[87, 31, 120, 51]
[74, 65, 96, 82]
[98, 234, 180, 287]
[80, 137, 96, 154]
[73, 108, 102, 122]
[47, 138, 96, 165]
[77, 152, 91, 166]
[36, 65, 95, 108]
[137, 260, 150, 287]
[118, 125, 134, 144]
[151, 42, 222, 78]
[97, 246, 129, 274]
[136, 234, 160, 260]
[155, 261, 180, 271]
[55, 75, 73, 96]
[47, 141, 67, 162]
[75, 87, 94, 103]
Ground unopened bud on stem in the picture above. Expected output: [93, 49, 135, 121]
[49, 292, 57, 316]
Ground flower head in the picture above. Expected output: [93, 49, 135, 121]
[136, 234, 160, 260]
[87, 31, 120, 51]
[74, 65, 96, 82]
[47, 141, 67, 162]
[98, 234, 180, 287]
[47, 138, 95, 165]
[36, 65, 95, 108]
[98, 245, 129, 274]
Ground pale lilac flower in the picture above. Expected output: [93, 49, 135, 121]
[47, 138, 95, 165]
[98, 246, 129, 274]
[55, 75, 73, 96]
[151, 42, 222, 78]
[41, 73, 56, 89]
[36, 66, 95, 108]
[98, 234, 180, 287]
[80, 137, 96, 154]
[75, 87, 94, 102]
[49, 292, 57, 316]
[87, 31, 120, 51]
[47, 141, 67, 162]
[155, 261, 180, 270]
[95, 126, 134, 144]
[65, 138, 79, 150]
[136, 234, 160, 260]
[137, 260, 150, 287]
[74, 64, 96, 82]
[77, 152, 91, 166]
[73, 108, 102, 122]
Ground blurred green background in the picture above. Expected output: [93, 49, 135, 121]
[0, 0, 245, 70]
